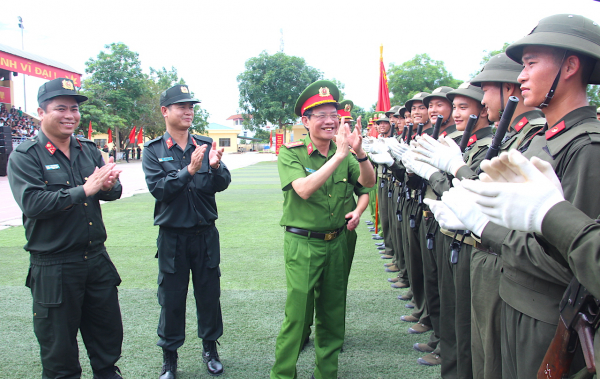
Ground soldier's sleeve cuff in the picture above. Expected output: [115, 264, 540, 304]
[179, 167, 194, 182]
[455, 165, 478, 181]
[70, 186, 87, 204]
[481, 221, 511, 254]
[542, 201, 593, 259]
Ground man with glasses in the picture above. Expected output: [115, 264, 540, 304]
[271, 80, 375, 379]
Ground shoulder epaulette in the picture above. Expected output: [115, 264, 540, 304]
[15, 138, 37, 153]
[144, 135, 163, 147]
[529, 117, 546, 127]
[192, 134, 212, 144]
[77, 137, 96, 145]
[283, 141, 304, 148]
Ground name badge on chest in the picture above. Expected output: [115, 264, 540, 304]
[45, 164, 60, 170]
[158, 157, 174, 162]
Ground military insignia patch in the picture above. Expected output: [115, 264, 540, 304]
[307, 143, 314, 155]
[62, 79, 74, 90]
[45, 142, 56, 155]
[181, 86, 189, 93]
[467, 135, 477, 147]
[318, 87, 330, 97]
[166, 137, 174, 149]
[545, 120, 566, 139]
[514, 117, 528, 132]
[344, 104, 352, 112]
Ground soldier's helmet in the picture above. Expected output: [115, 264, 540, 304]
[471, 53, 523, 86]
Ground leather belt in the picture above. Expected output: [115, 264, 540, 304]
[285, 226, 345, 241]
[423, 211, 433, 218]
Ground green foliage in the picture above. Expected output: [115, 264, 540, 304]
[237, 51, 322, 132]
[387, 54, 462, 107]
[472, 42, 511, 78]
[587, 86, 600, 109]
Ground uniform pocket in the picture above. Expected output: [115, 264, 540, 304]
[333, 170, 352, 199]
[157, 230, 178, 274]
[205, 227, 221, 269]
[30, 264, 62, 307]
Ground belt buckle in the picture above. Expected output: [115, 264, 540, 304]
[324, 232, 336, 241]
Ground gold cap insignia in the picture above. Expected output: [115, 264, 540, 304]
[181, 86, 189, 93]
[318, 87, 330, 97]
[344, 104, 352, 112]
[62, 80, 74, 90]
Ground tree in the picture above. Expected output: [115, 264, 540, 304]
[80, 43, 148, 152]
[237, 51, 322, 141]
[387, 54, 461, 107]
[588, 86, 600, 109]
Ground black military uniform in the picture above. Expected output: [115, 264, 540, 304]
[143, 84, 231, 378]
[7, 78, 123, 379]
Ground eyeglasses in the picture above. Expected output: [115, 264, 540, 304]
[310, 113, 340, 121]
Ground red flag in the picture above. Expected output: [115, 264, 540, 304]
[108, 128, 113, 143]
[376, 45, 391, 112]
[137, 126, 144, 144]
[87, 121, 92, 139]
[128, 126, 136, 144]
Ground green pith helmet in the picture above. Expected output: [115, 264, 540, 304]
[471, 53, 524, 86]
[375, 112, 390, 124]
[294, 80, 340, 117]
[447, 82, 484, 104]
[506, 14, 600, 84]
[423, 86, 454, 108]
[405, 92, 431, 112]
[394, 106, 407, 117]
[385, 105, 401, 118]
[338, 99, 354, 121]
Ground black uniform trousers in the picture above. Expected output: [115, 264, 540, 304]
[29, 252, 122, 379]
[157, 225, 223, 351]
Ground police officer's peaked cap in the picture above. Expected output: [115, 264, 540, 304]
[385, 105, 401, 118]
[338, 100, 354, 121]
[471, 53, 523, 86]
[423, 87, 454, 108]
[160, 85, 201, 107]
[506, 14, 600, 84]
[38, 78, 88, 105]
[447, 82, 484, 104]
[295, 80, 340, 117]
[394, 106, 407, 117]
[405, 92, 431, 112]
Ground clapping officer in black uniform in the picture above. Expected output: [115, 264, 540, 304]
[143, 85, 231, 378]
[8, 78, 124, 379]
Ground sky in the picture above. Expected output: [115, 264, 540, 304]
[1, 0, 599, 125]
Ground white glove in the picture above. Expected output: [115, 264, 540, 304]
[384, 137, 400, 148]
[369, 152, 394, 166]
[424, 198, 468, 230]
[413, 135, 466, 176]
[403, 151, 438, 180]
[461, 150, 564, 234]
[370, 140, 388, 155]
[441, 178, 490, 236]
[362, 143, 373, 153]
[389, 143, 409, 161]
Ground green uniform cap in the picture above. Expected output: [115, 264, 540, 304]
[423, 86, 454, 108]
[38, 78, 88, 105]
[385, 105, 401, 117]
[471, 53, 523, 86]
[505, 14, 600, 84]
[447, 82, 484, 103]
[394, 106, 407, 117]
[405, 92, 431, 112]
[294, 80, 340, 117]
[160, 85, 201, 107]
[374, 112, 390, 124]
[338, 99, 354, 121]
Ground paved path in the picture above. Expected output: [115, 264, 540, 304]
[0, 152, 277, 229]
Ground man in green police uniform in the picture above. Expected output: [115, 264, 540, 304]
[8, 78, 124, 379]
[271, 80, 375, 379]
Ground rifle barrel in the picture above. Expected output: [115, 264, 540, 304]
[483, 96, 520, 160]
[459, 115, 478, 152]
[432, 115, 444, 140]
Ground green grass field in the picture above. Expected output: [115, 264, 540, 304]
[0, 161, 441, 378]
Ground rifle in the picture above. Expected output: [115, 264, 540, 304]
[432, 114, 444, 140]
[537, 277, 599, 379]
[416, 123, 424, 137]
[406, 123, 414, 144]
[483, 96, 519, 160]
[400, 125, 408, 141]
[459, 115, 478, 152]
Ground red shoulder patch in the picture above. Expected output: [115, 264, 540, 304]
[440, 131, 447, 138]
[45, 142, 56, 155]
[283, 141, 304, 148]
[467, 134, 477, 147]
[192, 138, 198, 147]
[166, 137, 174, 149]
[514, 116, 528, 132]
[307, 143, 314, 155]
[545, 121, 566, 140]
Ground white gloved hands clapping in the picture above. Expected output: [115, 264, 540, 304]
[412, 135, 466, 176]
[439, 178, 490, 236]
[403, 151, 439, 180]
[370, 152, 394, 166]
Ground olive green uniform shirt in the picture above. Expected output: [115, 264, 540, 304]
[278, 135, 363, 232]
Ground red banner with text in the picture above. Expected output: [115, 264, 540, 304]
[0, 87, 11, 104]
[275, 132, 284, 155]
[0, 51, 81, 86]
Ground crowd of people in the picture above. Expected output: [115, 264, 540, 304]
[1, 104, 39, 139]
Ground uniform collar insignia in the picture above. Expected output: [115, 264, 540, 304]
[166, 137, 174, 149]
[467, 134, 477, 147]
[192, 137, 198, 147]
[514, 116, 528, 132]
[440, 131, 447, 138]
[45, 141, 56, 155]
[307, 142, 314, 155]
[545, 120, 566, 140]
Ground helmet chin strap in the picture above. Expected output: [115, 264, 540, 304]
[539, 50, 568, 109]
[499, 82, 505, 119]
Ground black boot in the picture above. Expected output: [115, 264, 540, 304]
[202, 340, 224, 376]
[159, 349, 178, 379]
[93, 366, 122, 379]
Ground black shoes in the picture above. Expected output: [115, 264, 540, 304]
[93, 366, 122, 379]
[159, 349, 177, 379]
[203, 340, 224, 376]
